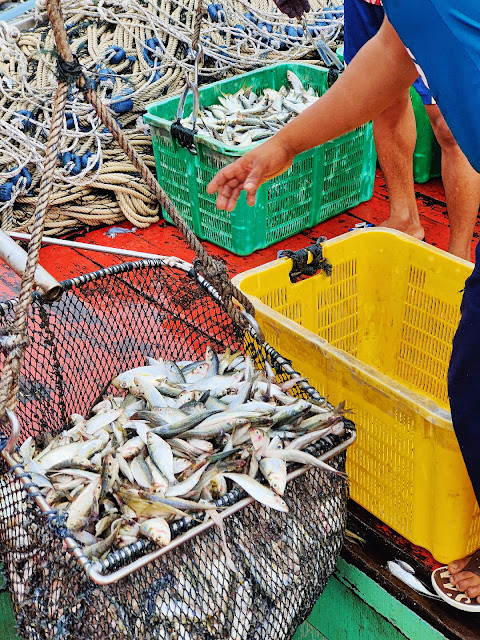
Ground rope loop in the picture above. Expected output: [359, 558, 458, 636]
[56, 54, 84, 86]
[191, 0, 205, 53]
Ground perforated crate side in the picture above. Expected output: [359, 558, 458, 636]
[196, 146, 236, 252]
[232, 230, 480, 562]
[150, 128, 195, 229]
[319, 124, 375, 223]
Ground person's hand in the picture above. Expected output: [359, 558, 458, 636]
[206, 138, 295, 211]
[273, 0, 310, 19]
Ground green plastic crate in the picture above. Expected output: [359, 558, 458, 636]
[410, 86, 441, 184]
[144, 62, 376, 256]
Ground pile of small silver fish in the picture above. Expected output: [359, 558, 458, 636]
[10, 347, 345, 563]
[182, 71, 320, 147]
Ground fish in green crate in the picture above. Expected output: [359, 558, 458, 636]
[181, 71, 321, 147]
[1, 347, 347, 565]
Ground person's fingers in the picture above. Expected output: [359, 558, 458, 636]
[207, 170, 227, 194]
[207, 160, 246, 194]
[246, 188, 258, 207]
[223, 177, 241, 190]
[216, 184, 243, 211]
[465, 583, 480, 599]
[454, 574, 479, 592]
[218, 183, 236, 201]
[216, 188, 234, 211]
[243, 165, 264, 193]
[225, 186, 243, 211]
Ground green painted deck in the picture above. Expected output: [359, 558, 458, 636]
[0, 566, 20, 640]
[294, 558, 445, 640]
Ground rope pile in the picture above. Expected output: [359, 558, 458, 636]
[0, 0, 343, 236]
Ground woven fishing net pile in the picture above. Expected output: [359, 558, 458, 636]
[0, 0, 343, 237]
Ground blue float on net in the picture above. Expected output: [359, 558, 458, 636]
[215, 4, 226, 21]
[80, 151, 100, 171]
[14, 110, 34, 131]
[106, 45, 127, 65]
[110, 96, 134, 114]
[143, 38, 164, 67]
[207, 4, 218, 21]
[0, 182, 14, 202]
[232, 24, 246, 38]
[61, 151, 72, 167]
[70, 155, 82, 176]
[11, 167, 32, 189]
[97, 67, 116, 86]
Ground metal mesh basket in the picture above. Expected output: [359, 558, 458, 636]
[0, 257, 354, 640]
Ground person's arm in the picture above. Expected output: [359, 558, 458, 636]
[207, 17, 419, 211]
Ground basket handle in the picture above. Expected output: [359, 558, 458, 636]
[277, 237, 332, 283]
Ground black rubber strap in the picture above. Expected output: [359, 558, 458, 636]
[171, 120, 197, 155]
[278, 237, 332, 282]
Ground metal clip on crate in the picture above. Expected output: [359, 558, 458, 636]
[278, 236, 332, 283]
[171, 46, 202, 155]
[300, 17, 343, 87]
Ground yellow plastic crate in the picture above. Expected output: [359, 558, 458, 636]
[233, 229, 479, 563]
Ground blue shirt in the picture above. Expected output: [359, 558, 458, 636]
[383, 0, 480, 172]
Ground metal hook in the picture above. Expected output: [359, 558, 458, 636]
[175, 46, 202, 130]
[300, 16, 344, 71]
[3, 408, 20, 455]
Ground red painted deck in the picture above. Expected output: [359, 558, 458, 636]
[0, 169, 478, 301]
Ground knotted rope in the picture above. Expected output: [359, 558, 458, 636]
[0, 32, 70, 418]
[191, 0, 205, 53]
[0, 0, 257, 421]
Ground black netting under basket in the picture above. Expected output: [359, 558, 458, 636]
[0, 257, 355, 640]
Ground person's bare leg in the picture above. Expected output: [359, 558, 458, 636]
[426, 104, 480, 261]
[373, 88, 424, 240]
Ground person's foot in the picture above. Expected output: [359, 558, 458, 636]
[448, 554, 480, 602]
[377, 218, 425, 241]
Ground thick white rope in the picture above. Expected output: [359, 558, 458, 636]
[0, 0, 344, 234]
